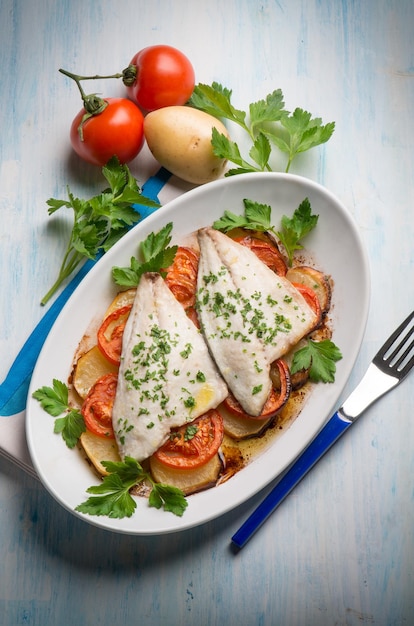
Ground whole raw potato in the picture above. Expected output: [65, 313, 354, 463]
[144, 106, 230, 184]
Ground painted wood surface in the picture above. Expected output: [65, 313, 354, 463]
[1, 1, 413, 624]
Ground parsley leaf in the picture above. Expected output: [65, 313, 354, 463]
[75, 473, 138, 519]
[266, 108, 335, 172]
[149, 484, 189, 517]
[291, 339, 343, 383]
[189, 83, 334, 174]
[41, 157, 160, 306]
[189, 82, 247, 127]
[249, 89, 286, 132]
[276, 198, 319, 265]
[213, 199, 272, 233]
[32, 379, 85, 448]
[76, 457, 188, 519]
[53, 410, 86, 449]
[112, 222, 178, 288]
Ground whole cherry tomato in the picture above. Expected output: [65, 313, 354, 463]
[70, 97, 145, 166]
[125, 45, 195, 111]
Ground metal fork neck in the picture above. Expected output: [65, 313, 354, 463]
[340, 363, 399, 421]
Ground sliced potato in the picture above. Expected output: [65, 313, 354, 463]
[73, 345, 118, 400]
[220, 403, 274, 440]
[286, 266, 332, 314]
[150, 454, 222, 495]
[80, 430, 121, 476]
[104, 288, 136, 317]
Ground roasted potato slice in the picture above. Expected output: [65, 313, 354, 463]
[220, 403, 274, 440]
[80, 430, 121, 476]
[73, 345, 118, 400]
[150, 453, 222, 495]
[103, 288, 136, 317]
[286, 266, 332, 314]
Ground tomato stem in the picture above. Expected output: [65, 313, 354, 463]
[120, 64, 137, 86]
[59, 68, 114, 140]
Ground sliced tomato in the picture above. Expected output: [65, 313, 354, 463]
[81, 373, 118, 439]
[224, 359, 291, 420]
[97, 304, 132, 365]
[185, 305, 200, 328]
[153, 410, 224, 469]
[235, 235, 287, 276]
[292, 282, 322, 325]
[164, 246, 199, 310]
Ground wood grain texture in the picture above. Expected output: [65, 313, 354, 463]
[1, 1, 413, 624]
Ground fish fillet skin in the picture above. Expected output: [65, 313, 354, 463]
[196, 228, 318, 416]
[112, 272, 228, 462]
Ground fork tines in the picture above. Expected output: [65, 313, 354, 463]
[373, 310, 414, 378]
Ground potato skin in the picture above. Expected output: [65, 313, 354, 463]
[144, 106, 229, 184]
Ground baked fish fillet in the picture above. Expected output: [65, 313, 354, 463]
[196, 228, 318, 416]
[112, 272, 228, 461]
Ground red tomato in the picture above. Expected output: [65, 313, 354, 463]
[153, 410, 224, 469]
[97, 305, 132, 365]
[126, 45, 195, 111]
[81, 373, 118, 439]
[224, 359, 291, 420]
[236, 235, 287, 276]
[164, 246, 199, 310]
[291, 282, 322, 324]
[70, 98, 145, 166]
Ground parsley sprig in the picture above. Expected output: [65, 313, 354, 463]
[213, 197, 318, 265]
[276, 198, 319, 265]
[32, 379, 85, 448]
[112, 222, 178, 288]
[41, 157, 160, 306]
[189, 82, 335, 174]
[291, 339, 343, 383]
[75, 457, 188, 519]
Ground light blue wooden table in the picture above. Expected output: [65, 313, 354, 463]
[1, 1, 413, 624]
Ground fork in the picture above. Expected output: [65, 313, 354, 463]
[231, 310, 414, 549]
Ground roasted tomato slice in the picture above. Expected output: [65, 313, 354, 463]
[224, 359, 291, 420]
[292, 282, 322, 326]
[97, 305, 132, 365]
[81, 373, 118, 439]
[164, 246, 199, 310]
[153, 410, 224, 469]
[235, 235, 287, 276]
[185, 305, 200, 328]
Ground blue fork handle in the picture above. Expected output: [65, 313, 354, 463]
[231, 410, 353, 549]
[0, 168, 171, 416]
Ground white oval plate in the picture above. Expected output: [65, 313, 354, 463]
[26, 172, 370, 535]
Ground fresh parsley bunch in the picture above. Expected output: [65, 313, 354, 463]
[189, 82, 335, 174]
[41, 157, 160, 305]
[213, 196, 318, 266]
